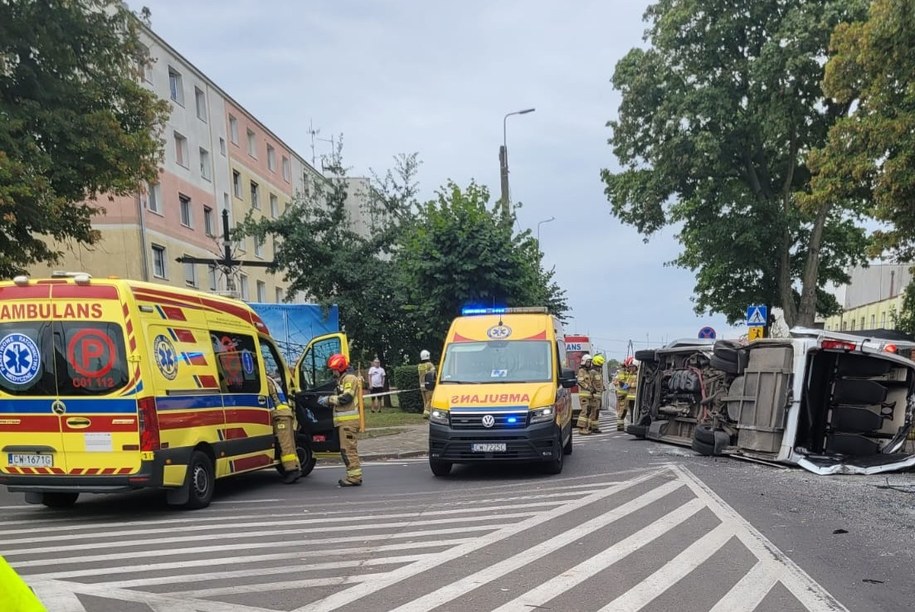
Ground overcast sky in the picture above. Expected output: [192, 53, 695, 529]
[131, 0, 742, 360]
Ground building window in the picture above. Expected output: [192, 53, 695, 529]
[175, 132, 189, 168]
[269, 193, 279, 218]
[881, 311, 887, 328]
[168, 67, 183, 104]
[254, 236, 264, 258]
[267, 145, 276, 172]
[870, 314, 876, 329]
[184, 259, 196, 287]
[139, 45, 153, 83]
[179, 194, 192, 227]
[208, 265, 217, 291]
[275, 287, 284, 303]
[233, 170, 242, 198]
[850, 319, 856, 331]
[152, 245, 166, 278]
[204, 206, 215, 237]
[195, 87, 207, 122]
[229, 115, 239, 144]
[219, 137, 226, 156]
[256, 281, 267, 302]
[199, 147, 211, 181]
[282, 156, 290, 182]
[146, 182, 161, 213]
[841, 320, 847, 331]
[246, 129, 256, 158]
[250, 181, 260, 209]
[860, 317, 865, 330]
[239, 273, 249, 300]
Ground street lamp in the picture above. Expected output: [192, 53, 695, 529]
[536, 216, 555, 244]
[499, 107, 536, 220]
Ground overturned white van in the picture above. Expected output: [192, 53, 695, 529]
[626, 329, 915, 475]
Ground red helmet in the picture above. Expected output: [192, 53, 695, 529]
[327, 353, 349, 373]
[623, 356, 634, 367]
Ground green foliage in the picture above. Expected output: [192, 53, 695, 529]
[602, 0, 870, 327]
[394, 180, 568, 355]
[392, 365, 423, 414]
[806, 0, 915, 261]
[0, 0, 169, 276]
[894, 280, 915, 337]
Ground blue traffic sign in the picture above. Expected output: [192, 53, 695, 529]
[698, 326, 716, 339]
[746, 304, 768, 326]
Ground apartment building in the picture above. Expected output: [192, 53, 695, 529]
[30, 25, 324, 304]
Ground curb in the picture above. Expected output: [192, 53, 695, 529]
[361, 450, 427, 461]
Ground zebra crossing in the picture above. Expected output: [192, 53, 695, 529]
[1, 465, 846, 612]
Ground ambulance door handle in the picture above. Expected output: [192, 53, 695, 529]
[257, 395, 267, 406]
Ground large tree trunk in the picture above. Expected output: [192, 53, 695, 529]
[796, 203, 831, 328]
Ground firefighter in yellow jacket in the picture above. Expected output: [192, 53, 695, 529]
[589, 354, 607, 433]
[576, 353, 597, 435]
[418, 349, 436, 419]
[1, 554, 45, 611]
[267, 376, 301, 484]
[614, 356, 638, 431]
[319, 353, 363, 487]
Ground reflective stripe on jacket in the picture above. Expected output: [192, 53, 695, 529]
[332, 373, 362, 424]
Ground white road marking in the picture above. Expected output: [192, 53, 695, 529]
[30, 581, 87, 612]
[211, 498, 283, 504]
[169, 571, 388, 598]
[709, 560, 784, 612]
[598, 523, 736, 611]
[492, 497, 706, 611]
[292, 469, 667, 612]
[672, 465, 848, 612]
[33, 580, 269, 612]
[389, 479, 686, 612]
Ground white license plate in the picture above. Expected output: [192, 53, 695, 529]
[8, 453, 53, 468]
[471, 443, 506, 453]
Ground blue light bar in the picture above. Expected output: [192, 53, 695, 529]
[461, 307, 508, 316]
[507, 416, 518, 424]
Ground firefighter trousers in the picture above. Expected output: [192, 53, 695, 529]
[616, 393, 629, 430]
[577, 396, 599, 432]
[338, 422, 362, 484]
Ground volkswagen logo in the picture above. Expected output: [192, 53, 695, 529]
[482, 414, 495, 428]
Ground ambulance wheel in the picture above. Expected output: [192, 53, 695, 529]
[298, 445, 316, 477]
[184, 451, 215, 509]
[563, 428, 573, 455]
[542, 432, 564, 475]
[429, 459, 452, 477]
[40, 492, 79, 508]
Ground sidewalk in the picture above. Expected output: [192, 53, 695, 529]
[358, 424, 429, 461]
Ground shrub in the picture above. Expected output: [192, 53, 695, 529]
[392, 364, 423, 413]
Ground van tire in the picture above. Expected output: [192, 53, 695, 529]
[634, 349, 656, 362]
[694, 424, 716, 445]
[430, 459, 452, 477]
[691, 437, 715, 456]
[40, 492, 79, 508]
[277, 444, 316, 479]
[182, 451, 215, 510]
[709, 355, 740, 375]
[542, 432, 564, 475]
[563, 428, 573, 455]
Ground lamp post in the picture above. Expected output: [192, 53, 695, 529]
[499, 107, 535, 221]
[536, 216, 555, 244]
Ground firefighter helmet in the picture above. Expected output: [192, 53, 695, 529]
[327, 353, 349, 373]
[581, 353, 592, 363]
[592, 354, 606, 367]
[623, 356, 634, 367]
[420, 349, 431, 361]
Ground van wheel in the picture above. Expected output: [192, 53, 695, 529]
[563, 428, 573, 455]
[543, 432, 564, 475]
[691, 437, 715, 456]
[40, 492, 79, 508]
[277, 444, 316, 478]
[183, 451, 215, 510]
[430, 459, 452, 477]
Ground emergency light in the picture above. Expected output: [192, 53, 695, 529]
[460, 306, 548, 316]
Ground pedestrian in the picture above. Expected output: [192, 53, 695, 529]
[368, 358, 386, 414]
[575, 353, 597, 435]
[418, 350, 436, 419]
[589, 354, 607, 433]
[318, 353, 363, 487]
[267, 376, 301, 484]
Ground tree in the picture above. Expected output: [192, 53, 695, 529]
[805, 0, 915, 262]
[395, 180, 568, 355]
[0, 0, 169, 276]
[894, 280, 915, 337]
[601, 0, 870, 327]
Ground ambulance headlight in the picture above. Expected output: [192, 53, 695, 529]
[530, 406, 555, 424]
[429, 409, 449, 425]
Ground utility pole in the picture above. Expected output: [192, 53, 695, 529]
[175, 210, 273, 297]
[499, 108, 535, 222]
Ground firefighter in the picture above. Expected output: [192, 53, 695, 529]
[614, 356, 638, 431]
[575, 353, 596, 435]
[318, 353, 363, 487]
[267, 376, 301, 484]
[0, 554, 45, 611]
[590, 354, 607, 433]
[418, 349, 436, 419]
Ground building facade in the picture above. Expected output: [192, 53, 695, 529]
[30, 25, 325, 304]
[823, 264, 913, 332]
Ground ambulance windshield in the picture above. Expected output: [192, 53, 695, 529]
[0, 322, 129, 396]
[441, 340, 552, 384]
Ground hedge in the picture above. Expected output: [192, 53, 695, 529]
[392, 364, 424, 413]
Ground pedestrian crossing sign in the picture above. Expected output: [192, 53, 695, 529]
[746, 305, 767, 327]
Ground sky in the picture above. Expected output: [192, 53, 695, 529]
[130, 0, 742, 360]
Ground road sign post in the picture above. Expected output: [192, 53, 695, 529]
[748, 326, 765, 341]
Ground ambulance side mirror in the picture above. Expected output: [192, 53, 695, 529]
[559, 369, 576, 388]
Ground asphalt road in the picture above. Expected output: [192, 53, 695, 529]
[2, 415, 914, 612]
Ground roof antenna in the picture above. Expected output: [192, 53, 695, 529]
[494, 297, 503, 326]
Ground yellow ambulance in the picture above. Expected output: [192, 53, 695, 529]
[0, 273, 348, 509]
[426, 307, 576, 476]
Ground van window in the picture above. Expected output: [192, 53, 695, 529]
[258, 338, 287, 399]
[0, 322, 128, 396]
[441, 340, 552, 384]
[298, 336, 342, 390]
[211, 330, 261, 393]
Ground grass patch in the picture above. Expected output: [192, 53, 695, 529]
[363, 409, 426, 429]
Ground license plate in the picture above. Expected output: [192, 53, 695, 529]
[8, 453, 53, 468]
[471, 443, 506, 453]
